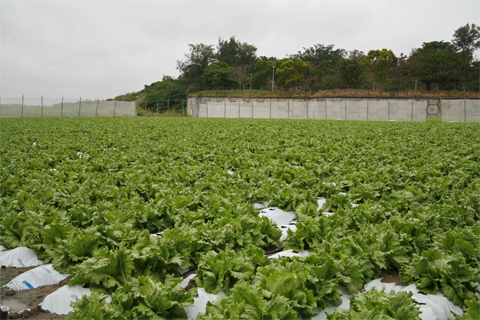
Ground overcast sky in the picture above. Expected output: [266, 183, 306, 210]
[1, 0, 479, 100]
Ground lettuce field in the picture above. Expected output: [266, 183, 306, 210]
[1, 117, 479, 319]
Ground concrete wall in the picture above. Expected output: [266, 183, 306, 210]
[187, 97, 428, 122]
[188, 97, 479, 122]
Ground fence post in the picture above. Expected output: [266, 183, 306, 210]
[41, 96, 43, 117]
[78, 97, 81, 117]
[388, 99, 390, 121]
[61, 97, 64, 117]
[113, 100, 116, 117]
[95, 98, 99, 117]
[439, 97, 442, 121]
[325, 99, 327, 120]
[306, 100, 308, 119]
[367, 98, 369, 121]
[22, 95, 24, 117]
[411, 98, 414, 122]
[288, 99, 290, 119]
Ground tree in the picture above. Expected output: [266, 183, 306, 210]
[198, 62, 235, 88]
[391, 54, 412, 92]
[232, 65, 252, 90]
[410, 41, 467, 90]
[275, 58, 310, 89]
[216, 36, 258, 69]
[289, 44, 346, 67]
[452, 24, 480, 90]
[339, 58, 363, 89]
[452, 23, 480, 56]
[176, 44, 215, 84]
[251, 57, 277, 89]
[312, 57, 343, 90]
[362, 49, 397, 91]
[141, 77, 188, 112]
[348, 50, 366, 60]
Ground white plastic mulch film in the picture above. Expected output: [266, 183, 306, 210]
[39, 285, 112, 315]
[442, 99, 480, 122]
[0, 247, 43, 268]
[0, 97, 136, 117]
[5, 264, 69, 291]
[362, 279, 464, 320]
[194, 98, 429, 121]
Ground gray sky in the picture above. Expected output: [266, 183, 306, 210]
[1, 0, 479, 100]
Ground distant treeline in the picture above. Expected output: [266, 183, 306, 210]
[114, 23, 480, 111]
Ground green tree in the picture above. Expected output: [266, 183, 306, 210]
[275, 58, 310, 89]
[339, 58, 363, 88]
[452, 23, 480, 56]
[312, 57, 342, 89]
[289, 44, 346, 67]
[391, 53, 412, 92]
[362, 49, 398, 91]
[216, 36, 258, 68]
[251, 57, 277, 89]
[198, 62, 235, 88]
[216, 37, 258, 89]
[141, 76, 188, 112]
[176, 44, 215, 84]
[452, 24, 480, 90]
[410, 41, 467, 90]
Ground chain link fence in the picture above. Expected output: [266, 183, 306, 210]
[0, 96, 136, 117]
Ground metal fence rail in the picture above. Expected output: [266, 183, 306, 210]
[0, 96, 136, 117]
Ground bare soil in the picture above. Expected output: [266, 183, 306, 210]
[379, 269, 404, 285]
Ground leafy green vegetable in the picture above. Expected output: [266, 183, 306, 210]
[326, 288, 422, 320]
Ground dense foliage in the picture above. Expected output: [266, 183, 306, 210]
[116, 24, 479, 109]
[1, 117, 479, 318]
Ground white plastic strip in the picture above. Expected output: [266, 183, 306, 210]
[0, 247, 43, 267]
[5, 264, 69, 291]
[39, 285, 112, 315]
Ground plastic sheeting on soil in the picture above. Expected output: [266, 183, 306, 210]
[363, 278, 464, 320]
[39, 285, 112, 315]
[5, 264, 70, 291]
[184, 286, 226, 320]
[253, 202, 270, 209]
[258, 207, 296, 242]
[0, 247, 43, 267]
[179, 274, 196, 289]
[311, 286, 353, 320]
[268, 249, 310, 259]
